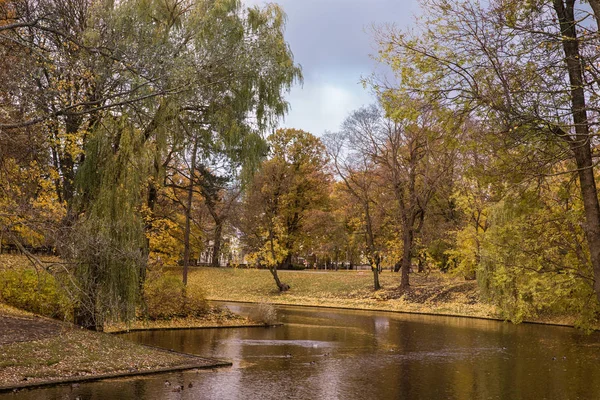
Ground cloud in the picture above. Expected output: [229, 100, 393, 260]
[243, 0, 421, 135]
[280, 80, 373, 136]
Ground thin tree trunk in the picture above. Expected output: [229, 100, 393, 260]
[400, 225, 413, 289]
[370, 254, 381, 291]
[269, 266, 289, 291]
[182, 139, 198, 286]
[269, 266, 282, 287]
[211, 221, 223, 267]
[266, 230, 290, 291]
[365, 204, 381, 290]
[373, 266, 380, 290]
[74, 281, 99, 331]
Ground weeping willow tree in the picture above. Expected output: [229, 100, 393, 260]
[49, 0, 301, 329]
[469, 177, 596, 328]
[67, 119, 152, 330]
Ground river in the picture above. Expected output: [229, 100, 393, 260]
[4, 302, 600, 399]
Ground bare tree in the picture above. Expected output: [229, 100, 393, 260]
[324, 130, 384, 290]
[339, 103, 455, 289]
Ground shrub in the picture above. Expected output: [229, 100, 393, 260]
[251, 301, 277, 325]
[0, 269, 72, 320]
[143, 274, 208, 320]
[287, 263, 306, 271]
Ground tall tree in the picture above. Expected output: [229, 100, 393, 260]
[339, 103, 455, 289]
[242, 128, 331, 291]
[325, 131, 385, 290]
[373, 0, 600, 302]
[1, 0, 301, 328]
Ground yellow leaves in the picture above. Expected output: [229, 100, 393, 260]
[55, 79, 69, 91]
[248, 237, 288, 268]
[146, 216, 184, 267]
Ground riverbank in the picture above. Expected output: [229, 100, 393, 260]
[103, 306, 258, 333]
[189, 267, 580, 327]
[191, 267, 497, 317]
[0, 304, 232, 391]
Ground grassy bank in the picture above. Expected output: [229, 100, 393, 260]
[0, 255, 260, 389]
[187, 267, 500, 319]
[0, 305, 227, 389]
[104, 308, 258, 333]
[0, 254, 260, 333]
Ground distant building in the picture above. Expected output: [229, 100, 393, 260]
[197, 231, 248, 267]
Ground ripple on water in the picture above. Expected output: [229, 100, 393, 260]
[220, 339, 337, 348]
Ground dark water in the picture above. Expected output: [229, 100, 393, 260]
[4, 302, 600, 400]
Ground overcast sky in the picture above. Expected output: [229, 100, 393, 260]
[245, 0, 421, 136]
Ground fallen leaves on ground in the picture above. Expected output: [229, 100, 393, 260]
[105, 306, 255, 333]
[0, 314, 215, 386]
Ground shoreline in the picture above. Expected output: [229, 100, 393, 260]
[0, 358, 231, 394]
[0, 305, 281, 393]
[208, 298, 580, 330]
[0, 311, 238, 393]
[109, 322, 283, 334]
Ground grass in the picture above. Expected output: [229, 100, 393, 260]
[0, 303, 35, 318]
[186, 267, 499, 319]
[104, 307, 257, 333]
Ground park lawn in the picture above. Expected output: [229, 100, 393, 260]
[185, 267, 500, 319]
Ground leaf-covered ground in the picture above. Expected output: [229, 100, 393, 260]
[188, 267, 499, 318]
[0, 307, 221, 388]
[104, 306, 258, 333]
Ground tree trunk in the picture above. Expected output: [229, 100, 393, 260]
[373, 266, 381, 291]
[74, 282, 100, 331]
[74, 307, 98, 331]
[371, 255, 381, 291]
[589, 0, 600, 29]
[182, 139, 198, 286]
[554, 0, 600, 303]
[573, 146, 600, 302]
[417, 253, 425, 273]
[365, 206, 380, 290]
[281, 253, 293, 269]
[269, 266, 290, 291]
[61, 114, 81, 207]
[211, 221, 223, 267]
[400, 226, 413, 289]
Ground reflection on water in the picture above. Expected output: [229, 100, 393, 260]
[3, 302, 600, 400]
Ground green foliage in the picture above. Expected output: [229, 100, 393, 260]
[0, 269, 72, 320]
[427, 239, 453, 272]
[144, 274, 208, 320]
[464, 179, 598, 327]
[70, 120, 149, 325]
[286, 263, 307, 271]
[2, 0, 302, 326]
